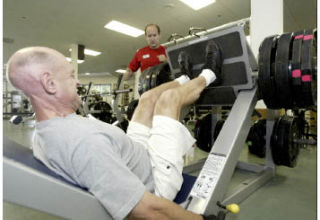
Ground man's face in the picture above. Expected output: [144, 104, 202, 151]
[146, 26, 160, 49]
[54, 57, 81, 111]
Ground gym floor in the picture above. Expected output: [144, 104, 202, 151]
[3, 119, 317, 220]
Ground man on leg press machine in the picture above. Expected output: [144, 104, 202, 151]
[6, 41, 224, 220]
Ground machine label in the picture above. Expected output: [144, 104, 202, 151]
[190, 153, 226, 200]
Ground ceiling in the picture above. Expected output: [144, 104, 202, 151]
[3, 0, 317, 77]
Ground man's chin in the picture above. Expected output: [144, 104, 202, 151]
[150, 44, 158, 49]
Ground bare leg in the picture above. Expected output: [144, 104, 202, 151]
[131, 80, 180, 127]
[154, 76, 206, 120]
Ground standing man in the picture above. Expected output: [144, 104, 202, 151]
[125, 24, 167, 80]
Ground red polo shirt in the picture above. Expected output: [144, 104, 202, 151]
[128, 45, 167, 72]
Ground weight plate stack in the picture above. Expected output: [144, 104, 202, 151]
[275, 32, 294, 109]
[301, 29, 317, 107]
[291, 30, 305, 107]
[258, 35, 280, 109]
[139, 63, 172, 95]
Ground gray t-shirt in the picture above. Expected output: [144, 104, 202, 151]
[34, 113, 154, 219]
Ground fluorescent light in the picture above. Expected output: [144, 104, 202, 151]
[179, 0, 215, 10]
[69, 48, 101, 56]
[104, 20, 144, 37]
[115, 69, 127, 74]
[85, 72, 91, 75]
[66, 57, 84, 64]
[84, 49, 101, 56]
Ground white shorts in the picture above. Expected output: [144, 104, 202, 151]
[127, 115, 196, 200]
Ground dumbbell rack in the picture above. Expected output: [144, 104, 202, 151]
[182, 85, 277, 217]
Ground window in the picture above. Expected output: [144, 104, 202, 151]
[84, 84, 112, 96]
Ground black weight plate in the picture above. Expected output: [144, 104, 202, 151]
[284, 117, 300, 167]
[138, 70, 148, 95]
[312, 28, 317, 106]
[301, 29, 317, 107]
[275, 32, 294, 108]
[145, 69, 152, 92]
[271, 117, 281, 149]
[213, 119, 224, 141]
[139, 63, 172, 95]
[155, 62, 172, 86]
[150, 67, 158, 89]
[258, 35, 280, 109]
[127, 99, 139, 121]
[271, 117, 285, 165]
[91, 101, 113, 123]
[93, 101, 112, 111]
[194, 114, 213, 153]
[138, 67, 153, 95]
[247, 119, 266, 158]
[117, 119, 129, 132]
[77, 86, 87, 96]
[150, 62, 172, 90]
[291, 30, 305, 107]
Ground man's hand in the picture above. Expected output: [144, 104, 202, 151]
[157, 54, 167, 62]
[124, 68, 134, 80]
[128, 191, 203, 219]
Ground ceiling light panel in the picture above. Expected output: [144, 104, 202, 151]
[66, 57, 84, 64]
[179, 0, 216, 10]
[69, 48, 101, 56]
[84, 49, 101, 56]
[115, 69, 127, 74]
[104, 20, 144, 37]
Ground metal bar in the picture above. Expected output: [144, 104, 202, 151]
[222, 167, 274, 205]
[293, 139, 317, 145]
[185, 86, 258, 215]
[265, 120, 276, 169]
[183, 158, 207, 174]
[236, 161, 265, 174]
[163, 18, 250, 47]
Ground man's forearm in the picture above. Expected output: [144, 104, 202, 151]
[129, 191, 203, 220]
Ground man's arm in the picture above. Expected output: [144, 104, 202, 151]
[124, 68, 134, 80]
[128, 191, 203, 220]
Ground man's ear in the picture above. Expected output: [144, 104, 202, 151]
[40, 72, 57, 94]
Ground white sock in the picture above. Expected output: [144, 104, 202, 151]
[175, 75, 190, 85]
[199, 69, 216, 86]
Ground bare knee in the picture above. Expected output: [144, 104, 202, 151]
[154, 89, 181, 119]
[138, 90, 159, 111]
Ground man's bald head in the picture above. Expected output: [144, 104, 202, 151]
[7, 47, 66, 96]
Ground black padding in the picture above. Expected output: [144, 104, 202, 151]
[3, 137, 85, 189]
[168, 32, 243, 69]
[173, 173, 197, 204]
[221, 62, 248, 85]
[167, 26, 254, 106]
[197, 87, 236, 105]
